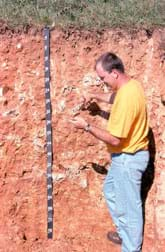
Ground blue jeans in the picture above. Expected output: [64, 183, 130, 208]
[103, 151, 149, 252]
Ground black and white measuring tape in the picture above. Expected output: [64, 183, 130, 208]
[44, 27, 53, 239]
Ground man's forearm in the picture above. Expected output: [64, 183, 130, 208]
[87, 124, 120, 146]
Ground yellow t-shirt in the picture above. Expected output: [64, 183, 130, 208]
[107, 79, 149, 153]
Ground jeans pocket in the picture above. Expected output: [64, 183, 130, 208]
[134, 151, 149, 168]
[128, 162, 149, 186]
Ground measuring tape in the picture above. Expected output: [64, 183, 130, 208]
[44, 27, 53, 239]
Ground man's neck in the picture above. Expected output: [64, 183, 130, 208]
[117, 74, 131, 90]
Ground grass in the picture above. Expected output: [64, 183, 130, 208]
[0, 0, 165, 29]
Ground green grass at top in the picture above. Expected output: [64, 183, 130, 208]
[0, 0, 165, 29]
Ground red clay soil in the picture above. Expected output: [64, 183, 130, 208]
[0, 25, 165, 251]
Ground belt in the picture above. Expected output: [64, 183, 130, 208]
[123, 148, 148, 155]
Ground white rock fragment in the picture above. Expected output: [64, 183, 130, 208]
[58, 100, 66, 112]
[161, 130, 165, 143]
[79, 178, 88, 189]
[159, 151, 165, 159]
[2, 62, 7, 68]
[36, 71, 40, 77]
[18, 93, 26, 104]
[16, 43, 23, 50]
[82, 73, 103, 87]
[52, 173, 66, 181]
[61, 85, 74, 96]
[83, 75, 93, 86]
[2, 109, 19, 117]
[71, 103, 84, 116]
[0, 87, 3, 96]
[33, 138, 43, 148]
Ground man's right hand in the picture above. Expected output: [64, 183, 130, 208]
[81, 92, 95, 107]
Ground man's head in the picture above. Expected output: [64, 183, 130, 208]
[95, 52, 125, 91]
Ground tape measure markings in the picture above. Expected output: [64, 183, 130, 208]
[44, 27, 53, 239]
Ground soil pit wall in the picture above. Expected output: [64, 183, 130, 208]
[0, 28, 165, 252]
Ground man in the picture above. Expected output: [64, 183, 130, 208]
[70, 52, 149, 252]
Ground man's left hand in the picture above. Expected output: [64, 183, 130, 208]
[69, 116, 88, 130]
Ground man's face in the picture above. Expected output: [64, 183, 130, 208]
[96, 63, 117, 91]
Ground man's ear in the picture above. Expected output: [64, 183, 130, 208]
[111, 69, 118, 79]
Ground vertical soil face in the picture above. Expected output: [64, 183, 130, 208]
[0, 27, 165, 251]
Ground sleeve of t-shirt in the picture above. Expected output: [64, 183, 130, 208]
[107, 93, 137, 138]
